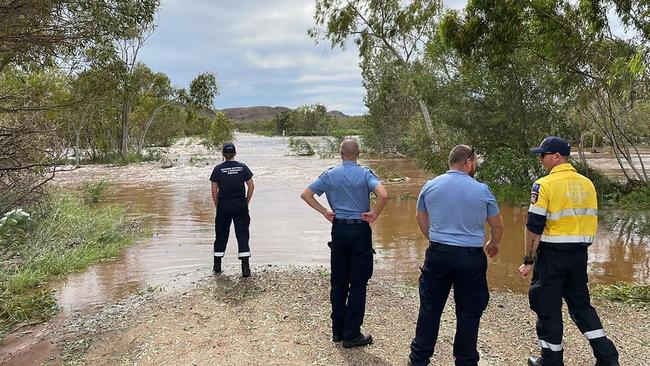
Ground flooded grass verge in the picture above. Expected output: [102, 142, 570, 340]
[0, 194, 141, 337]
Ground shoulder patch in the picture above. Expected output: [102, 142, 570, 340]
[530, 183, 541, 204]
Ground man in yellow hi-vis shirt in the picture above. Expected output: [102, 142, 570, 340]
[519, 137, 619, 366]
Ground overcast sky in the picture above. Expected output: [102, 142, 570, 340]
[138, 0, 467, 115]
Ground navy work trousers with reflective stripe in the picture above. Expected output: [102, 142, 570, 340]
[409, 242, 489, 366]
[214, 197, 250, 258]
[330, 221, 373, 342]
[529, 244, 618, 366]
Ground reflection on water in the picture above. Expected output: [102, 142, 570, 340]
[52, 134, 650, 317]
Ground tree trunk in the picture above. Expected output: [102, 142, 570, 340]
[591, 130, 597, 153]
[418, 99, 438, 153]
[578, 131, 587, 166]
[137, 102, 170, 155]
[120, 101, 131, 157]
[74, 130, 81, 167]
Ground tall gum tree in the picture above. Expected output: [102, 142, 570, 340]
[439, 0, 649, 184]
[309, 0, 443, 152]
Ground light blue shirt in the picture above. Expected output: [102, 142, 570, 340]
[417, 170, 500, 247]
[308, 160, 380, 219]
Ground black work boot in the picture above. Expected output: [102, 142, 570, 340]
[241, 258, 251, 277]
[595, 360, 620, 366]
[213, 257, 222, 273]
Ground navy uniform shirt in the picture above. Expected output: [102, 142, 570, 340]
[308, 160, 380, 219]
[209, 161, 253, 201]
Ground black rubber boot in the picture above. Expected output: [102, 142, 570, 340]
[213, 257, 222, 273]
[241, 258, 251, 277]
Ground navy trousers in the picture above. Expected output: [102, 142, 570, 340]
[214, 197, 251, 258]
[330, 221, 374, 342]
[409, 242, 489, 366]
[529, 245, 618, 366]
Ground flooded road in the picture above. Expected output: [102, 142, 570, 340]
[52, 134, 650, 317]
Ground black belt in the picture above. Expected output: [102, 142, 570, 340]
[333, 218, 367, 225]
[429, 241, 483, 253]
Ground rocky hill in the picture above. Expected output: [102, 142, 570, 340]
[220, 106, 350, 122]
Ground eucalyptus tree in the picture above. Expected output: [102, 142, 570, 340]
[133, 70, 219, 154]
[0, 0, 160, 214]
[310, 0, 442, 152]
[439, 0, 650, 184]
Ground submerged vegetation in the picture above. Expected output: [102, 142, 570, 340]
[592, 283, 650, 304]
[0, 190, 140, 336]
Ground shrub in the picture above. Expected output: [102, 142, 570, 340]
[288, 137, 315, 156]
[82, 180, 110, 205]
[203, 112, 234, 149]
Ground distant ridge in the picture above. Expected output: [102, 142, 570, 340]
[220, 106, 351, 122]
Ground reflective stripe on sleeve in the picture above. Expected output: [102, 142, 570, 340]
[584, 329, 606, 340]
[539, 340, 563, 352]
[546, 208, 598, 221]
[528, 205, 547, 216]
[540, 235, 594, 243]
[214, 252, 225, 257]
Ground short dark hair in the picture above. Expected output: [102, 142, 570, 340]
[448, 145, 474, 166]
[223, 152, 235, 160]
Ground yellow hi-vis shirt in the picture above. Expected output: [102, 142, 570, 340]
[528, 163, 598, 244]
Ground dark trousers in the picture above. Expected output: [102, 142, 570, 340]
[529, 245, 618, 366]
[330, 222, 374, 342]
[214, 197, 250, 258]
[409, 242, 489, 366]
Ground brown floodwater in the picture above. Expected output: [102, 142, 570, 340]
[2, 134, 648, 366]
[47, 134, 650, 316]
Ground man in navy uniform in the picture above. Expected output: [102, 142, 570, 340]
[408, 144, 503, 366]
[520, 136, 619, 366]
[301, 138, 388, 348]
[210, 142, 254, 277]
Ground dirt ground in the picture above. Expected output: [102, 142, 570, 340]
[46, 266, 649, 366]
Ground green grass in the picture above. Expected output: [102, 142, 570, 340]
[591, 283, 650, 304]
[0, 193, 140, 335]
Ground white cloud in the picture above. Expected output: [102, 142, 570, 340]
[140, 0, 367, 115]
[292, 73, 361, 83]
[443, 0, 467, 10]
[299, 85, 365, 95]
[244, 50, 359, 70]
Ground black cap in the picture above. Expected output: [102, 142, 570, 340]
[222, 142, 236, 154]
[530, 136, 570, 156]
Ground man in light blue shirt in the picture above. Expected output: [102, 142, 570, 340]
[408, 145, 503, 366]
[301, 138, 388, 349]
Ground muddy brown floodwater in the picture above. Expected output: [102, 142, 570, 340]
[50, 134, 650, 315]
[1, 133, 648, 366]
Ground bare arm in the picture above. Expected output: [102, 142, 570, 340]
[300, 188, 334, 222]
[519, 228, 541, 278]
[361, 184, 389, 223]
[484, 214, 504, 257]
[211, 182, 219, 207]
[246, 178, 255, 204]
[416, 210, 429, 240]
